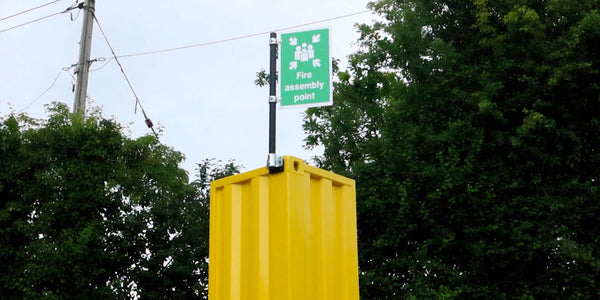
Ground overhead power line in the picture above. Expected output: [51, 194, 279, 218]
[93, 15, 159, 139]
[0, 11, 63, 34]
[0, 0, 64, 22]
[18, 66, 72, 113]
[0, 2, 79, 35]
[107, 10, 371, 59]
[86, 9, 370, 140]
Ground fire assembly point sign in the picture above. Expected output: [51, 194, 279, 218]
[280, 28, 332, 108]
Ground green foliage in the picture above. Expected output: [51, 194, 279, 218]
[254, 69, 270, 87]
[305, 0, 600, 298]
[0, 103, 240, 299]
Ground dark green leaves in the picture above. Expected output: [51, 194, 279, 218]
[0, 103, 240, 299]
[304, 0, 600, 298]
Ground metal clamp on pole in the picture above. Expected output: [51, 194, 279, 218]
[267, 153, 283, 171]
[267, 32, 284, 173]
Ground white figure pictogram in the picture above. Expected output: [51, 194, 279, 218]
[289, 35, 321, 68]
[294, 46, 301, 61]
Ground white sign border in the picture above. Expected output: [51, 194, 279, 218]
[277, 26, 333, 110]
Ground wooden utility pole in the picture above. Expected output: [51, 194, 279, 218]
[73, 0, 95, 115]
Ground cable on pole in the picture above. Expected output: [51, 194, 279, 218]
[103, 10, 371, 60]
[0, 0, 64, 22]
[89, 9, 371, 71]
[93, 15, 160, 140]
[18, 66, 73, 113]
[89, 57, 114, 72]
[0, 2, 81, 34]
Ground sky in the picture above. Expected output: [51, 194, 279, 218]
[0, 0, 376, 179]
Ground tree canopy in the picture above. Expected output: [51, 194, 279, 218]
[304, 0, 600, 298]
[0, 103, 239, 299]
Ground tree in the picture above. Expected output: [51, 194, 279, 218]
[304, 0, 600, 298]
[0, 103, 239, 299]
[133, 158, 239, 299]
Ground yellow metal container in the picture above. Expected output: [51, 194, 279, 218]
[209, 156, 358, 300]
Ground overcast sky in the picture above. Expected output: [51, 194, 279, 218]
[0, 0, 375, 178]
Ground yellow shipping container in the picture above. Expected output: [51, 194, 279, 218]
[209, 156, 358, 300]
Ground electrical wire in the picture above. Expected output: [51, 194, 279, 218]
[18, 66, 71, 113]
[89, 57, 114, 72]
[0, 2, 79, 35]
[93, 15, 159, 140]
[89, 9, 371, 72]
[81, 9, 370, 140]
[0, 11, 63, 34]
[110, 10, 371, 59]
[10, 8, 369, 119]
[0, 0, 64, 22]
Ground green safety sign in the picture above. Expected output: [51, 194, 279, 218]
[280, 28, 332, 107]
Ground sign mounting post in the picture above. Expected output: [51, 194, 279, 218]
[266, 29, 332, 173]
[267, 32, 284, 173]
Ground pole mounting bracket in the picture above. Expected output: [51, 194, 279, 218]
[267, 154, 284, 174]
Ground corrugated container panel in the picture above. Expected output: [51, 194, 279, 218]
[209, 156, 358, 300]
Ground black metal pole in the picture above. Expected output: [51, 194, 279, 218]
[269, 32, 277, 155]
[268, 32, 283, 173]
